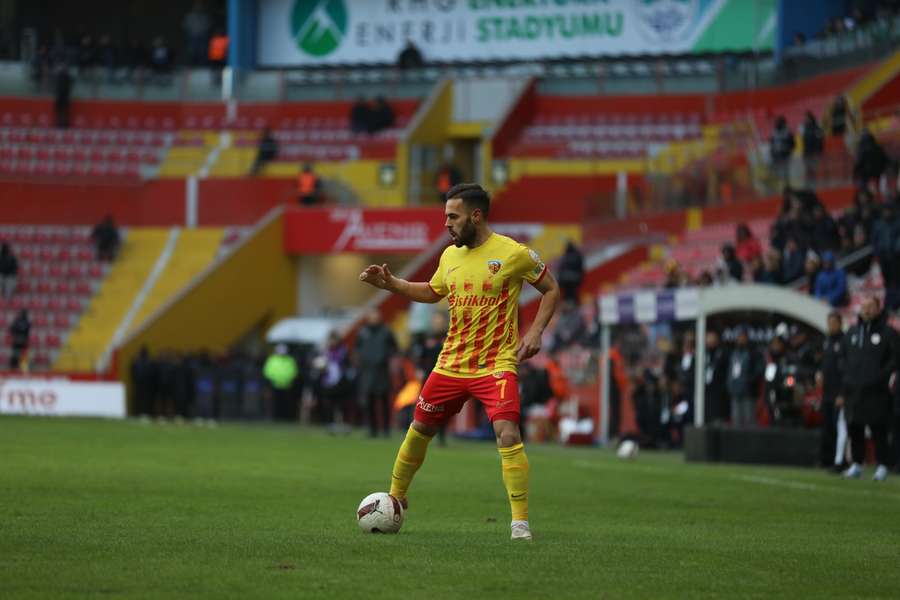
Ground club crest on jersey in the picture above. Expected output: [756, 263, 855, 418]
[487, 260, 502, 275]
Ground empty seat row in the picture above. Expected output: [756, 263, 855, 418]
[17, 263, 105, 279]
[0, 128, 169, 147]
[0, 146, 160, 163]
[0, 226, 93, 243]
[5, 245, 96, 262]
[0, 161, 143, 179]
[16, 279, 94, 295]
[0, 113, 179, 131]
[0, 295, 84, 312]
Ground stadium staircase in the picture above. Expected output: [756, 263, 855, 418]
[126, 228, 224, 335]
[55, 228, 171, 372]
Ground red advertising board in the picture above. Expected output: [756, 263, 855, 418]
[283, 206, 446, 254]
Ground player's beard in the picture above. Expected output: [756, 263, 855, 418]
[454, 216, 477, 248]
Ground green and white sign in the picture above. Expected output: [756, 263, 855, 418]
[258, 0, 776, 66]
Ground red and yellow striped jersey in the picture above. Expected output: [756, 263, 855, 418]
[428, 233, 546, 378]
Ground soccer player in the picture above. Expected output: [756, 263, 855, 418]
[359, 183, 560, 541]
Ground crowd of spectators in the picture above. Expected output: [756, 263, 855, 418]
[663, 174, 900, 313]
[790, 1, 900, 48]
[29, 3, 224, 92]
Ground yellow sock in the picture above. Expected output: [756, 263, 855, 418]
[498, 443, 529, 521]
[389, 426, 432, 500]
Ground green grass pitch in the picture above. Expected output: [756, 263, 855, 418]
[2, 416, 899, 599]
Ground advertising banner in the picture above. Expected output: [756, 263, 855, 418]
[258, 0, 776, 66]
[0, 379, 126, 418]
[283, 206, 446, 254]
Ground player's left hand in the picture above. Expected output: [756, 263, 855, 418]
[517, 330, 542, 362]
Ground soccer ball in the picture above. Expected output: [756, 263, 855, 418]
[616, 439, 639, 460]
[356, 492, 404, 534]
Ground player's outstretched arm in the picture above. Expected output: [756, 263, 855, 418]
[358, 263, 442, 304]
[517, 270, 561, 362]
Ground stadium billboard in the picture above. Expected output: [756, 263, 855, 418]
[258, 0, 776, 66]
[0, 379, 126, 418]
[283, 206, 446, 254]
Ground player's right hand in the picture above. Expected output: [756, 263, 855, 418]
[358, 263, 394, 290]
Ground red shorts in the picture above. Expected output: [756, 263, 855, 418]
[414, 371, 520, 427]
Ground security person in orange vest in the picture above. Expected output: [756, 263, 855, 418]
[435, 162, 462, 201]
[208, 29, 229, 83]
[297, 164, 321, 206]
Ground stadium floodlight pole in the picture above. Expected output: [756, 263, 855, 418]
[693, 312, 707, 428]
[599, 324, 611, 446]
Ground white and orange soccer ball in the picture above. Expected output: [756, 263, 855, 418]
[356, 492, 404, 534]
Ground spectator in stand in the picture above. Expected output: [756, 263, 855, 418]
[435, 162, 463, 202]
[727, 326, 761, 428]
[802, 111, 824, 188]
[814, 251, 849, 307]
[31, 44, 50, 89]
[355, 309, 397, 438]
[369, 96, 395, 134]
[817, 312, 846, 471]
[9, 309, 31, 370]
[0, 242, 18, 298]
[804, 251, 821, 294]
[53, 63, 72, 129]
[811, 204, 840, 253]
[824, 95, 856, 137]
[841, 296, 898, 482]
[249, 127, 279, 176]
[77, 34, 97, 78]
[350, 96, 371, 135]
[150, 37, 174, 79]
[208, 28, 229, 83]
[127, 39, 148, 81]
[782, 237, 806, 283]
[397, 38, 424, 70]
[91, 215, 120, 261]
[854, 128, 889, 188]
[297, 163, 322, 206]
[557, 241, 585, 301]
[872, 201, 900, 309]
[759, 248, 784, 285]
[749, 256, 766, 283]
[844, 222, 873, 277]
[735, 223, 762, 263]
[704, 329, 730, 424]
[697, 270, 714, 287]
[719, 243, 743, 282]
[769, 115, 795, 187]
[97, 34, 117, 82]
[183, 1, 212, 66]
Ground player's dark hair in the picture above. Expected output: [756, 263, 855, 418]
[445, 183, 490, 218]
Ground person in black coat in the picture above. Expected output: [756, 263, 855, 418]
[840, 296, 899, 481]
[0, 242, 18, 298]
[704, 329, 730, 424]
[557, 241, 585, 301]
[130, 346, 158, 417]
[9, 309, 31, 370]
[817, 312, 845, 470]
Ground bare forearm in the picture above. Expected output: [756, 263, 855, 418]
[527, 285, 560, 336]
[388, 278, 441, 304]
